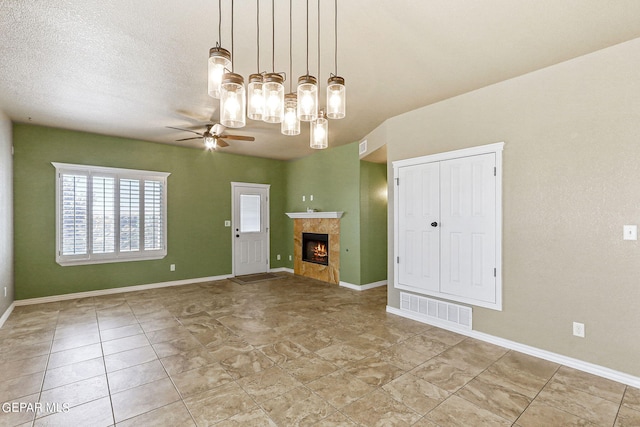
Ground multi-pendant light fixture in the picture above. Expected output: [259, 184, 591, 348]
[207, 0, 345, 147]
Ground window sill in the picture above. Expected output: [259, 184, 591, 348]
[57, 253, 166, 267]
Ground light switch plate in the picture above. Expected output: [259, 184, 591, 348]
[623, 225, 637, 240]
[224, 220, 231, 227]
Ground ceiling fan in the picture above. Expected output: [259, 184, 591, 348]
[166, 124, 255, 150]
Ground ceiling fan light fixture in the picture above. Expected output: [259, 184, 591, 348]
[326, 75, 345, 119]
[263, 73, 285, 123]
[220, 72, 246, 128]
[204, 134, 217, 150]
[247, 73, 264, 121]
[310, 110, 328, 149]
[207, 46, 232, 99]
[297, 75, 318, 122]
[282, 92, 300, 136]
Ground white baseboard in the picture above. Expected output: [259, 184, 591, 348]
[387, 305, 640, 389]
[340, 280, 387, 291]
[0, 302, 15, 329]
[13, 274, 234, 307]
[270, 267, 294, 274]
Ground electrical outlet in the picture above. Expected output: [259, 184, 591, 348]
[276, 254, 281, 260]
[573, 322, 585, 338]
[302, 195, 306, 201]
[170, 264, 176, 272]
[289, 255, 292, 261]
[310, 195, 314, 201]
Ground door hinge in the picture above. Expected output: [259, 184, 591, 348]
[493, 268, 496, 277]
[494, 167, 496, 176]
[395, 177, 399, 186]
[396, 256, 400, 264]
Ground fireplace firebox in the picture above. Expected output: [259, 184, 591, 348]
[302, 233, 329, 266]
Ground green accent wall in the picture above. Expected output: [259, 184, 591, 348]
[285, 142, 361, 284]
[359, 160, 388, 284]
[12, 124, 389, 299]
[13, 124, 288, 299]
[285, 142, 388, 286]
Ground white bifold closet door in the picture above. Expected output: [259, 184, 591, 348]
[397, 152, 497, 305]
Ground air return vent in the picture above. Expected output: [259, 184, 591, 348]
[359, 140, 367, 155]
[400, 292, 472, 330]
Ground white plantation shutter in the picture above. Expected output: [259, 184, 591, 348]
[53, 163, 169, 266]
[144, 180, 164, 251]
[119, 178, 141, 252]
[61, 173, 88, 257]
[92, 176, 116, 254]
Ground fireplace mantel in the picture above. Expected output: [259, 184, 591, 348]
[286, 211, 344, 219]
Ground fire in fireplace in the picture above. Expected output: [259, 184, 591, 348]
[302, 232, 329, 266]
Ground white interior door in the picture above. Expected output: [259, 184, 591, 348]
[232, 183, 270, 276]
[440, 153, 496, 303]
[398, 162, 440, 292]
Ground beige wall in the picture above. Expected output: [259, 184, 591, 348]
[0, 111, 13, 318]
[385, 38, 640, 376]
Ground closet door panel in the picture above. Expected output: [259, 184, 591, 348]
[397, 163, 440, 292]
[440, 153, 496, 303]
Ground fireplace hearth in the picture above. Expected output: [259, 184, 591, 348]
[302, 233, 329, 266]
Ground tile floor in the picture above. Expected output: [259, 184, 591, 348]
[0, 273, 638, 426]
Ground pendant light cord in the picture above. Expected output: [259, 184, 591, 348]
[231, 0, 235, 72]
[317, 0, 320, 80]
[334, 0, 338, 76]
[256, 0, 260, 72]
[289, 0, 293, 92]
[305, 0, 309, 76]
[218, 0, 222, 44]
[271, 0, 275, 72]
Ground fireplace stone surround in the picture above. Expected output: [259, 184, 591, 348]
[287, 212, 342, 285]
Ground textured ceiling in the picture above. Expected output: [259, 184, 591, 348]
[1, 1, 640, 160]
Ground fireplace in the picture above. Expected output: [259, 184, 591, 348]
[302, 233, 329, 266]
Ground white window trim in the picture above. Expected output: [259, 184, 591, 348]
[53, 162, 170, 266]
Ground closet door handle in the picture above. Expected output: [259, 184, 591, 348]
[431, 222, 438, 227]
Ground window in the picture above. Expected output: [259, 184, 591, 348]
[53, 163, 170, 266]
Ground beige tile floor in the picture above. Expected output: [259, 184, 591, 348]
[1, 273, 639, 426]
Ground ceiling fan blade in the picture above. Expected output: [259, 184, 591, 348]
[166, 126, 203, 137]
[176, 136, 202, 142]
[216, 138, 230, 148]
[220, 134, 255, 141]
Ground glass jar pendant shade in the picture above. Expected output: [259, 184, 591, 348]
[310, 111, 328, 149]
[326, 76, 346, 119]
[247, 74, 264, 121]
[297, 75, 318, 122]
[262, 73, 285, 123]
[281, 93, 300, 136]
[220, 72, 246, 128]
[208, 47, 232, 99]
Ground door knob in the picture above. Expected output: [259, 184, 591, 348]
[431, 222, 438, 227]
